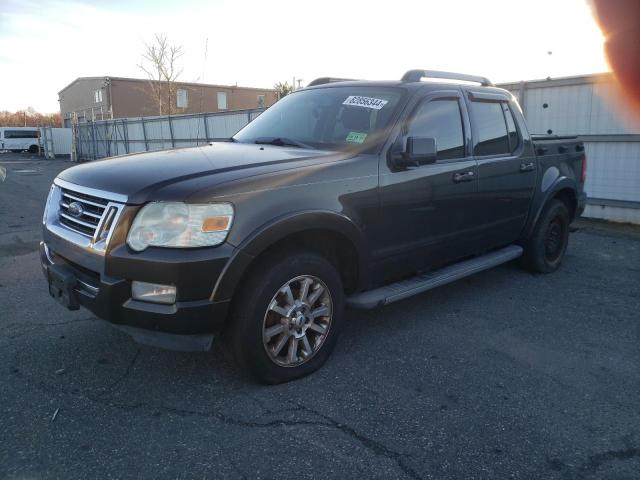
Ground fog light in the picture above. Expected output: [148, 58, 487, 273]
[131, 281, 176, 304]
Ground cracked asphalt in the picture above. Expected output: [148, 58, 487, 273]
[1, 154, 639, 479]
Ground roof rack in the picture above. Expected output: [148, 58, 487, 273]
[401, 70, 493, 87]
[307, 77, 358, 87]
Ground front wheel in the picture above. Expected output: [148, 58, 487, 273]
[521, 199, 570, 273]
[28, 145, 39, 154]
[228, 250, 344, 384]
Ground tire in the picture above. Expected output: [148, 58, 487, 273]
[227, 249, 344, 384]
[28, 145, 39, 154]
[521, 199, 570, 273]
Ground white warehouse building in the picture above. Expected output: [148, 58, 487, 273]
[498, 73, 640, 224]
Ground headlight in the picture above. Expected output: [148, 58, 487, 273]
[127, 202, 233, 251]
[43, 184, 61, 225]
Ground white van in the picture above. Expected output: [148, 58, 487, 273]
[0, 127, 40, 153]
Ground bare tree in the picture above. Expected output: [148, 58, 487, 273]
[138, 34, 184, 115]
[274, 81, 294, 100]
[0, 109, 61, 127]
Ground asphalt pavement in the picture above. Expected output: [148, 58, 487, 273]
[1, 153, 639, 479]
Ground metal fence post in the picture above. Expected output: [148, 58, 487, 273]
[91, 122, 97, 160]
[203, 114, 210, 142]
[106, 121, 112, 158]
[123, 119, 130, 154]
[168, 115, 175, 148]
[141, 117, 148, 151]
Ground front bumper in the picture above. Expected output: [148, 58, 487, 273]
[40, 235, 233, 351]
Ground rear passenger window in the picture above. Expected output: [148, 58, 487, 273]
[408, 99, 465, 160]
[503, 104, 519, 153]
[470, 101, 510, 156]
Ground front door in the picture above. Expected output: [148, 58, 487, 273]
[373, 89, 479, 282]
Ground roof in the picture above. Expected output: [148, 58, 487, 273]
[303, 79, 512, 97]
[58, 76, 276, 95]
[303, 70, 506, 93]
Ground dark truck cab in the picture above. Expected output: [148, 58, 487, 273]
[41, 70, 586, 383]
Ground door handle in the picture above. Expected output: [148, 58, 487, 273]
[453, 171, 475, 183]
[520, 162, 535, 172]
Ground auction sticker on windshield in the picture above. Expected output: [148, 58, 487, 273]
[343, 96, 388, 110]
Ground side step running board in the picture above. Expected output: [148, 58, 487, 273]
[347, 245, 523, 309]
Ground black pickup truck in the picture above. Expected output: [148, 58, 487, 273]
[41, 70, 586, 383]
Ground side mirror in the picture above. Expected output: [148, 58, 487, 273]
[392, 136, 437, 167]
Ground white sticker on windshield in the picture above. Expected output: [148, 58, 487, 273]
[342, 96, 388, 110]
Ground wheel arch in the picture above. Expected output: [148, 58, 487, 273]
[523, 177, 578, 239]
[211, 210, 369, 303]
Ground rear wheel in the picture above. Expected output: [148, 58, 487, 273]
[521, 199, 570, 273]
[228, 250, 344, 384]
[28, 145, 39, 154]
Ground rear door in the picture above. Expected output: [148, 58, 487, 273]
[465, 91, 537, 249]
[375, 89, 479, 280]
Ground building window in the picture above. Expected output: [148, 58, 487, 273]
[217, 91, 227, 110]
[94, 89, 103, 103]
[176, 89, 188, 109]
[257, 94, 265, 108]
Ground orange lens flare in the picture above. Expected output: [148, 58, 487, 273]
[592, 0, 640, 114]
[202, 216, 230, 232]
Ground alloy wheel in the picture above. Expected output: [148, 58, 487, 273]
[262, 275, 333, 367]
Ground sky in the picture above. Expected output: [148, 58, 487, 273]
[0, 0, 608, 113]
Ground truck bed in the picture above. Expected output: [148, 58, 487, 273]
[530, 134, 584, 156]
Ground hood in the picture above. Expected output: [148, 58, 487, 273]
[58, 142, 337, 204]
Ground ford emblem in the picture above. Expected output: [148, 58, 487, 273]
[68, 201, 84, 218]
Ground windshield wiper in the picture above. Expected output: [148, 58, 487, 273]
[254, 137, 315, 149]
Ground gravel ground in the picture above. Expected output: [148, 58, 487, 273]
[1, 154, 639, 479]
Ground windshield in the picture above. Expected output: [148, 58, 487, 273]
[233, 86, 405, 151]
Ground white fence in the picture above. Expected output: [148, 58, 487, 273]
[498, 73, 640, 224]
[41, 127, 72, 157]
[74, 108, 264, 161]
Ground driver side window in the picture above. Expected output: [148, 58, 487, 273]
[407, 99, 465, 160]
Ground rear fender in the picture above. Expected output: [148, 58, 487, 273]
[523, 174, 577, 238]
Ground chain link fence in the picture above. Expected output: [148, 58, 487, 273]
[74, 108, 265, 161]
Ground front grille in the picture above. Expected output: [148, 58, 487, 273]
[58, 187, 111, 238]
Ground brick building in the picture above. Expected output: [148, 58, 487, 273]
[58, 76, 278, 127]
